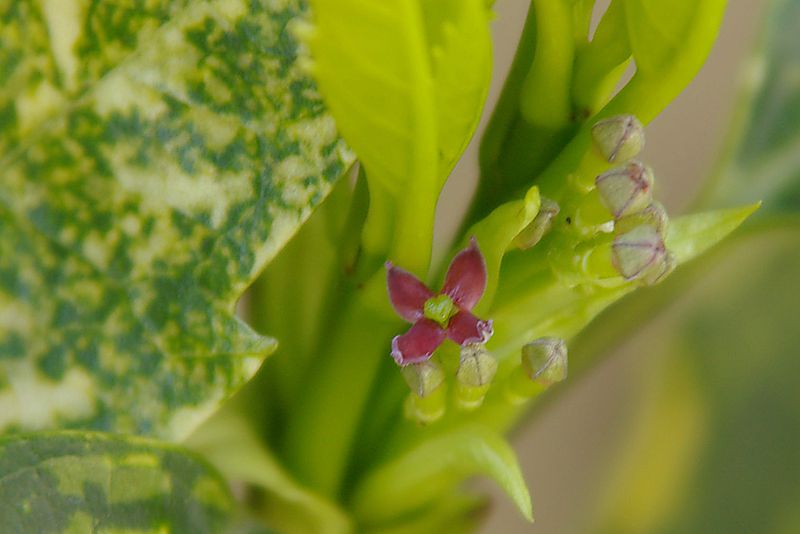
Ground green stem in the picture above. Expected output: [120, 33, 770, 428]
[281, 271, 400, 498]
[571, 0, 632, 114]
[519, 0, 575, 129]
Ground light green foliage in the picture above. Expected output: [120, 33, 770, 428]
[0, 0, 352, 439]
[365, 493, 486, 534]
[307, 0, 491, 192]
[466, 186, 541, 316]
[304, 0, 437, 197]
[572, 0, 631, 113]
[305, 0, 492, 271]
[422, 0, 494, 178]
[0, 0, 760, 531]
[186, 408, 351, 534]
[352, 425, 532, 526]
[665, 204, 761, 264]
[0, 431, 234, 533]
[608, 0, 728, 121]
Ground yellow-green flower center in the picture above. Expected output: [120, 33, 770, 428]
[423, 294, 457, 327]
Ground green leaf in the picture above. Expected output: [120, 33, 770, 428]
[352, 425, 532, 526]
[665, 203, 760, 264]
[572, 0, 632, 113]
[305, 0, 492, 271]
[465, 186, 541, 316]
[365, 492, 487, 534]
[305, 0, 437, 197]
[0, 431, 234, 533]
[0, 0, 353, 439]
[603, 0, 728, 122]
[307, 0, 491, 191]
[186, 408, 351, 534]
[624, 0, 711, 75]
[423, 0, 493, 177]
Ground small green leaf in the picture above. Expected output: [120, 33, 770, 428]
[305, 0, 437, 197]
[666, 203, 760, 264]
[424, 0, 493, 178]
[624, 0, 712, 75]
[0, 0, 353, 439]
[186, 409, 351, 534]
[572, 0, 632, 113]
[365, 492, 487, 534]
[465, 186, 542, 315]
[606, 0, 727, 122]
[305, 0, 492, 272]
[0, 431, 233, 533]
[352, 425, 532, 526]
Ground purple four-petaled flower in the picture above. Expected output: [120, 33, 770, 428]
[386, 237, 494, 366]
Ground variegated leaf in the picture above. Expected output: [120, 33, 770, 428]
[0, 0, 353, 439]
[0, 431, 234, 533]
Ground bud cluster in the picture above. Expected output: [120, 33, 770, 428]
[401, 342, 500, 424]
[552, 115, 676, 288]
[590, 117, 674, 286]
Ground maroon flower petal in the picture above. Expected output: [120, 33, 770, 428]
[441, 237, 487, 311]
[386, 262, 434, 322]
[446, 309, 493, 346]
[391, 319, 447, 366]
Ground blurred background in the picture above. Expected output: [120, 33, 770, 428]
[432, 0, 800, 532]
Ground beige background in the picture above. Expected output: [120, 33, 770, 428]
[429, 1, 767, 532]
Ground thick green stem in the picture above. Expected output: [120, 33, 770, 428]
[571, 0, 632, 114]
[281, 271, 400, 498]
[519, 0, 575, 129]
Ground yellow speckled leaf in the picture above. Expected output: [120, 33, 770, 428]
[0, 431, 237, 533]
[0, 0, 354, 439]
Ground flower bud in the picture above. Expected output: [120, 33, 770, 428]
[401, 360, 444, 398]
[506, 337, 568, 404]
[611, 225, 672, 285]
[521, 337, 568, 385]
[401, 360, 446, 424]
[640, 249, 676, 286]
[615, 201, 669, 235]
[595, 161, 654, 219]
[513, 198, 560, 250]
[591, 115, 645, 163]
[455, 343, 497, 410]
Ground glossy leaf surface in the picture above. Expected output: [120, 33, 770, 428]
[0, 0, 352, 439]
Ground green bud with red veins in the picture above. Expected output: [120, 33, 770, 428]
[615, 201, 670, 235]
[612, 225, 673, 285]
[401, 360, 447, 424]
[401, 360, 445, 398]
[521, 337, 568, 385]
[455, 343, 498, 410]
[591, 115, 646, 163]
[506, 337, 568, 405]
[595, 161, 655, 219]
[513, 197, 561, 250]
[640, 249, 677, 286]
